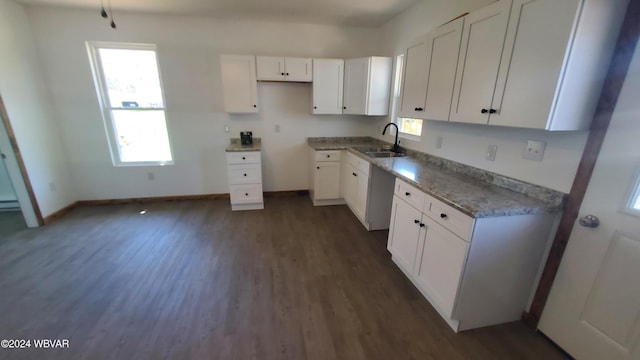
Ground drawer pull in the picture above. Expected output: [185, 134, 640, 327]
[414, 219, 420, 224]
[440, 213, 447, 219]
[243, 173, 247, 176]
[245, 193, 249, 196]
[352, 172, 357, 177]
[405, 192, 411, 196]
[317, 166, 320, 169]
[242, 156, 246, 160]
[326, 154, 330, 158]
[419, 223, 425, 228]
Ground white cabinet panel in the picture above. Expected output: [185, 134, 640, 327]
[343, 57, 392, 116]
[220, 55, 258, 113]
[423, 17, 464, 121]
[314, 162, 341, 200]
[226, 151, 263, 210]
[449, 0, 511, 124]
[284, 57, 312, 82]
[415, 217, 469, 318]
[312, 59, 344, 114]
[256, 56, 312, 82]
[398, 40, 429, 118]
[229, 184, 263, 204]
[388, 196, 424, 273]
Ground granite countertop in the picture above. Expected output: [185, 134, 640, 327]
[225, 138, 262, 152]
[307, 138, 566, 218]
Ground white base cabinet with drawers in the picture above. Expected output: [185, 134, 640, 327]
[388, 178, 556, 331]
[226, 151, 264, 211]
[309, 149, 344, 206]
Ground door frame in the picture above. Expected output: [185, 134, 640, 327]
[0, 93, 44, 226]
[524, 0, 640, 328]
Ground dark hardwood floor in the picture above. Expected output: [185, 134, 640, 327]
[0, 196, 567, 360]
[0, 210, 26, 239]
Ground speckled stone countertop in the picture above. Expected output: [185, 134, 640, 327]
[307, 137, 566, 218]
[225, 138, 262, 152]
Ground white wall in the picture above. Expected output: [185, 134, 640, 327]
[26, 6, 381, 200]
[0, 0, 76, 220]
[372, 0, 588, 193]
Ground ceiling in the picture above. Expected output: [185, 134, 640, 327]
[15, 0, 420, 27]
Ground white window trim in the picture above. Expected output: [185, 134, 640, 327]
[622, 165, 640, 217]
[86, 41, 174, 167]
[390, 52, 423, 141]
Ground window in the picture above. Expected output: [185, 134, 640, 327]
[626, 170, 640, 215]
[87, 42, 173, 166]
[390, 53, 423, 140]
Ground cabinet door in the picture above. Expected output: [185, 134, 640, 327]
[354, 170, 369, 220]
[256, 56, 285, 81]
[449, 0, 511, 124]
[285, 58, 312, 82]
[220, 55, 258, 113]
[387, 197, 424, 274]
[343, 163, 358, 208]
[415, 217, 469, 318]
[398, 40, 429, 118]
[424, 17, 464, 121]
[489, 0, 581, 129]
[313, 162, 341, 200]
[312, 59, 344, 114]
[343, 58, 370, 115]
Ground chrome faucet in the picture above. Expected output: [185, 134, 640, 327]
[382, 122, 400, 153]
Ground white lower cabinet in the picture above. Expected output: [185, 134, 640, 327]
[226, 151, 263, 211]
[309, 149, 343, 206]
[344, 151, 370, 224]
[388, 178, 556, 332]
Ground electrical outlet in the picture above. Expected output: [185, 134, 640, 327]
[435, 136, 443, 149]
[147, 172, 155, 181]
[274, 124, 281, 133]
[523, 140, 546, 161]
[486, 145, 498, 161]
[224, 125, 230, 133]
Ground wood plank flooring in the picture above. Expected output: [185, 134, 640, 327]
[0, 196, 567, 360]
[0, 210, 26, 239]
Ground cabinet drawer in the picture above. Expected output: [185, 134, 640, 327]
[315, 150, 341, 162]
[228, 164, 262, 184]
[226, 151, 261, 164]
[425, 194, 474, 241]
[394, 178, 425, 211]
[229, 184, 263, 204]
[346, 151, 370, 176]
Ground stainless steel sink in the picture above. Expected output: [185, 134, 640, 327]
[365, 151, 406, 158]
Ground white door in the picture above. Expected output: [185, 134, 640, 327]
[255, 56, 285, 81]
[538, 41, 640, 360]
[387, 197, 423, 273]
[314, 162, 340, 200]
[398, 40, 428, 118]
[220, 55, 258, 113]
[343, 58, 369, 115]
[284, 58, 312, 82]
[312, 59, 344, 114]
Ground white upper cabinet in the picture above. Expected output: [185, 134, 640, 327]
[398, 40, 429, 118]
[311, 58, 344, 114]
[449, 0, 511, 125]
[423, 17, 465, 122]
[343, 57, 392, 116]
[489, 0, 627, 130]
[399, 17, 464, 121]
[220, 55, 258, 113]
[256, 56, 312, 82]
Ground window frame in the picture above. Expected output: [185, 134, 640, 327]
[623, 165, 640, 217]
[87, 41, 174, 167]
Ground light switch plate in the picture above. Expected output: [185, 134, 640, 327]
[523, 140, 546, 161]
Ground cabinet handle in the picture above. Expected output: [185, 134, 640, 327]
[414, 219, 420, 224]
[317, 166, 320, 169]
[243, 173, 247, 176]
[352, 172, 357, 177]
[281, 72, 285, 75]
[415, 107, 424, 111]
[440, 213, 447, 219]
[405, 192, 410, 196]
[489, 109, 497, 114]
[419, 223, 425, 228]
[253, 104, 257, 108]
[242, 156, 246, 160]
[481, 108, 489, 114]
[314, 106, 317, 109]
[245, 193, 249, 196]
[286, 72, 289, 76]
[343, 106, 347, 110]
[326, 155, 330, 158]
